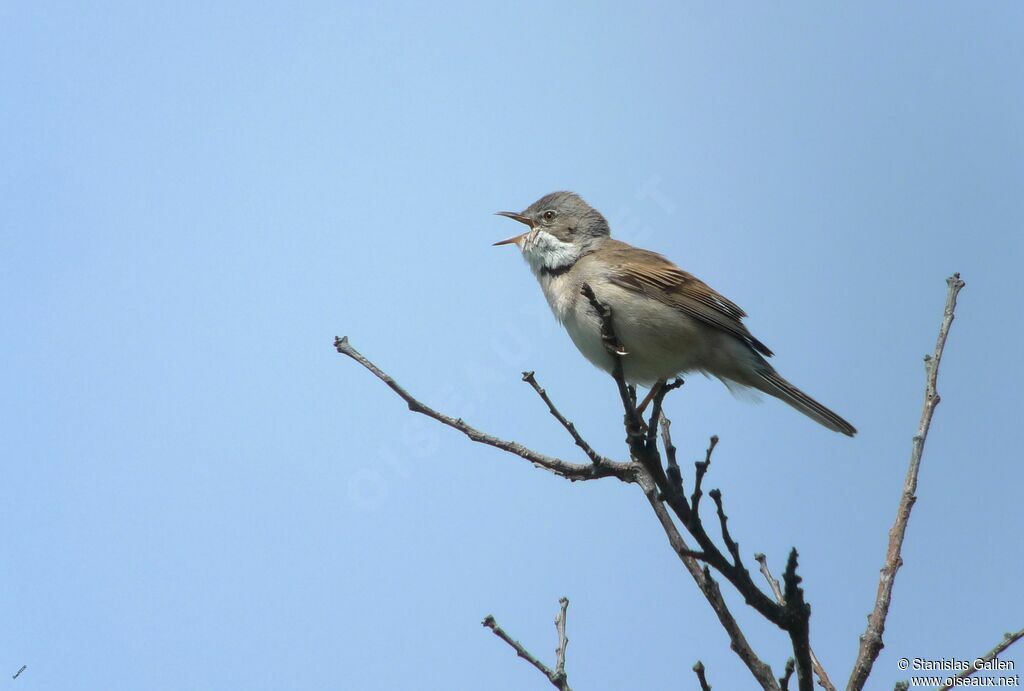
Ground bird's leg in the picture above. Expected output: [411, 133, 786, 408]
[635, 380, 665, 418]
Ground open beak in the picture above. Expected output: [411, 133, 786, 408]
[493, 211, 535, 246]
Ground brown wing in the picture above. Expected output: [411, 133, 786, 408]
[603, 240, 773, 357]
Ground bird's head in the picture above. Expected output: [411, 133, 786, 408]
[494, 191, 610, 273]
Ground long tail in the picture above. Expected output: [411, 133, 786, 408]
[752, 369, 856, 436]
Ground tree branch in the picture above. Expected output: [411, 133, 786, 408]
[709, 489, 742, 568]
[338, 275, 967, 691]
[755, 553, 836, 691]
[780, 658, 796, 691]
[693, 660, 712, 691]
[659, 412, 683, 493]
[638, 471, 781, 690]
[782, 550, 813, 691]
[846, 273, 966, 691]
[937, 627, 1024, 691]
[580, 282, 799, 688]
[334, 336, 634, 483]
[335, 327, 783, 687]
[580, 283, 645, 444]
[554, 597, 569, 685]
[690, 436, 718, 519]
[647, 377, 684, 446]
[522, 370, 610, 466]
[482, 601, 573, 691]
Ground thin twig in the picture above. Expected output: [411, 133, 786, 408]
[482, 605, 573, 691]
[693, 660, 712, 691]
[580, 283, 645, 444]
[690, 436, 719, 519]
[755, 552, 786, 603]
[337, 288, 832, 691]
[755, 553, 836, 691]
[580, 287, 798, 680]
[937, 627, 1024, 691]
[646, 377, 683, 446]
[659, 412, 683, 493]
[522, 371, 610, 466]
[846, 273, 966, 691]
[638, 471, 780, 690]
[554, 597, 569, 685]
[334, 337, 634, 483]
[709, 489, 742, 568]
[335, 329, 782, 689]
[780, 658, 796, 691]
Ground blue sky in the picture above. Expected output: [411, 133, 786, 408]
[2, 2, 1022, 689]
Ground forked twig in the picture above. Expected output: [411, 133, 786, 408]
[522, 371, 610, 466]
[482, 599, 573, 691]
[334, 337, 633, 483]
[580, 283, 787, 689]
[335, 330, 781, 689]
[336, 275, 969, 691]
[639, 481, 780, 690]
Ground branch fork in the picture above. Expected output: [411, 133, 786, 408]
[482, 598, 572, 691]
[335, 274, 971, 691]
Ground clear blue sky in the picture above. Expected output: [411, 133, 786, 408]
[3, 2, 1022, 689]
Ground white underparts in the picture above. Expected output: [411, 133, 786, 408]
[519, 230, 582, 276]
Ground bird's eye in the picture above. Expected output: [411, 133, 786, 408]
[542, 210, 557, 222]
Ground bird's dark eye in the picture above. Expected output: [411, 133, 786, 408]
[543, 210, 556, 222]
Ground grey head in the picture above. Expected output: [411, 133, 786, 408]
[494, 191, 611, 274]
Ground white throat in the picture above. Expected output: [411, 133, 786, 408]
[519, 230, 582, 277]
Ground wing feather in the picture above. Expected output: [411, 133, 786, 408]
[602, 241, 773, 357]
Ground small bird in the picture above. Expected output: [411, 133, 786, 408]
[494, 191, 856, 436]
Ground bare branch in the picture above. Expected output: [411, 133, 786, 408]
[657, 435, 791, 633]
[482, 604, 572, 691]
[782, 550, 813, 691]
[646, 377, 684, 446]
[522, 371, 610, 466]
[638, 472, 780, 690]
[780, 658, 796, 691]
[693, 660, 712, 691]
[755, 553, 836, 691]
[709, 489, 742, 568]
[580, 283, 645, 444]
[659, 412, 683, 493]
[334, 336, 634, 483]
[554, 597, 569, 684]
[690, 436, 719, 518]
[580, 285, 794, 685]
[937, 627, 1024, 691]
[847, 273, 966, 691]
[336, 325, 783, 689]
[755, 552, 786, 603]
[810, 652, 834, 691]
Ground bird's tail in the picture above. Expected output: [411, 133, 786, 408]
[752, 369, 856, 436]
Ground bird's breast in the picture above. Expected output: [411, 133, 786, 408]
[538, 277, 718, 386]
[536, 273, 616, 374]
[537, 273, 577, 324]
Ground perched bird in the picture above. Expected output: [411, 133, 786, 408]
[494, 191, 856, 436]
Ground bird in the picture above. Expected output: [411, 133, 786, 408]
[493, 191, 856, 436]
